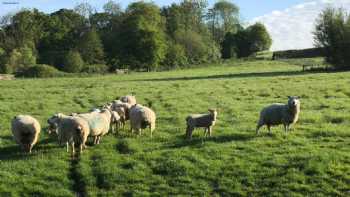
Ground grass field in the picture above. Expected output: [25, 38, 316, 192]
[0, 60, 349, 196]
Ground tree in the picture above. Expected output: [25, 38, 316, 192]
[62, 50, 84, 73]
[77, 28, 104, 64]
[247, 23, 272, 53]
[314, 7, 350, 69]
[119, 2, 166, 71]
[221, 23, 271, 58]
[74, 2, 95, 19]
[103, 1, 121, 15]
[207, 0, 240, 43]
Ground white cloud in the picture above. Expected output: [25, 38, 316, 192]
[250, 0, 350, 51]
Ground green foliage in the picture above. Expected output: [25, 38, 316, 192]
[207, 0, 240, 43]
[119, 1, 167, 71]
[62, 50, 84, 73]
[222, 23, 272, 58]
[3, 46, 36, 74]
[162, 42, 188, 69]
[78, 28, 105, 64]
[314, 7, 350, 69]
[15, 64, 64, 78]
[82, 64, 108, 74]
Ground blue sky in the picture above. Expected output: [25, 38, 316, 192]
[0, 0, 306, 20]
[1, 0, 349, 50]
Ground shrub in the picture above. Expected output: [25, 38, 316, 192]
[82, 64, 108, 74]
[62, 50, 84, 73]
[162, 43, 188, 69]
[15, 64, 65, 78]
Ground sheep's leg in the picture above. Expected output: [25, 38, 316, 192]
[97, 136, 101, 144]
[93, 136, 98, 145]
[71, 142, 75, 154]
[256, 123, 263, 134]
[208, 126, 212, 137]
[66, 142, 69, 152]
[79, 144, 83, 153]
[186, 126, 193, 140]
[267, 125, 271, 133]
[150, 126, 153, 138]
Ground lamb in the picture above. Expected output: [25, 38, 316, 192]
[129, 104, 156, 137]
[74, 109, 113, 144]
[11, 115, 41, 153]
[185, 109, 217, 140]
[256, 96, 300, 134]
[47, 113, 89, 154]
[120, 95, 137, 106]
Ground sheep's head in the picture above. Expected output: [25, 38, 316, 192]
[47, 114, 60, 134]
[208, 108, 218, 119]
[287, 96, 300, 108]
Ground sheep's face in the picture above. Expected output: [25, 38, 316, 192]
[22, 143, 32, 153]
[288, 96, 300, 108]
[47, 116, 59, 134]
[208, 109, 218, 119]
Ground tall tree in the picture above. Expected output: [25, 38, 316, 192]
[77, 28, 105, 64]
[119, 2, 166, 71]
[207, 0, 239, 43]
[314, 7, 350, 69]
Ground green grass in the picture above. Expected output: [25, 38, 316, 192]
[0, 60, 349, 196]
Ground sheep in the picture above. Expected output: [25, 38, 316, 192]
[129, 104, 156, 137]
[110, 111, 121, 134]
[256, 96, 301, 134]
[111, 100, 132, 130]
[47, 113, 89, 154]
[74, 109, 113, 144]
[11, 115, 41, 153]
[120, 95, 137, 106]
[185, 109, 218, 140]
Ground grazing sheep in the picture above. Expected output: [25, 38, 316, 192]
[11, 115, 41, 153]
[129, 104, 156, 137]
[47, 113, 89, 154]
[185, 109, 218, 140]
[256, 96, 301, 134]
[120, 95, 137, 106]
[74, 109, 113, 144]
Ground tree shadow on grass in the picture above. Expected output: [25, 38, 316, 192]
[130, 70, 327, 82]
[166, 132, 256, 149]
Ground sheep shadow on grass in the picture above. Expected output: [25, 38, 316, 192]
[167, 132, 255, 149]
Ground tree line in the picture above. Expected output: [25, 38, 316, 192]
[0, 0, 272, 75]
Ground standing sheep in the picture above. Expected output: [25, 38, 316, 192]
[256, 96, 301, 134]
[185, 109, 218, 140]
[129, 104, 156, 137]
[47, 113, 89, 154]
[111, 100, 131, 130]
[75, 109, 113, 144]
[120, 95, 137, 106]
[11, 115, 41, 153]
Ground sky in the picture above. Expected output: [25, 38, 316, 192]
[0, 0, 350, 51]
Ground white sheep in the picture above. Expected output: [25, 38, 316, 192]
[120, 95, 137, 106]
[256, 96, 301, 134]
[185, 109, 218, 140]
[11, 115, 41, 153]
[75, 109, 112, 144]
[111, 100, 131, 130]
[47, 113, 89, 154]
[129, 104, 156, 137]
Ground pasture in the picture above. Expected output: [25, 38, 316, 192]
[0, 59, 349, 196]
